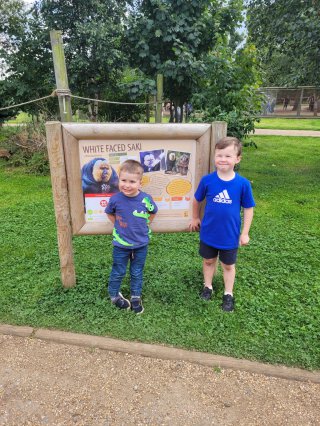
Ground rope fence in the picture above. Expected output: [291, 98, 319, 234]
[0, 89, 157, 112]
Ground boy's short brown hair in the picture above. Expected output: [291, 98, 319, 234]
[119, 159, 144, 177]
[215, 136, 242, 156]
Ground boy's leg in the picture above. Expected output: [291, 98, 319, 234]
[203, 257, 218, 289]
[129, 245, 148, 314]
[108, 246, 130, 300]
[200, 257, 217, 300]
[129, 245, 148, 297]
[220, 262, 236, 294]
[219, 249, 238, 312]
[199, 241, 218, 300]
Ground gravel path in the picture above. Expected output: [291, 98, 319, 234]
[1, 334, 320, 426]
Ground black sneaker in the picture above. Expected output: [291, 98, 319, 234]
[222, 294, 234, 312]
[113, 293, 131, 310]
[200, 286, 213, 301]
[131, 297, 144, 314]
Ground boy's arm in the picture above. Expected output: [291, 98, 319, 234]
[240, 207, 254, 246]
[107, 213, 115, 225]
[149, 213, 156, 224]
[189, 198, 202, 231]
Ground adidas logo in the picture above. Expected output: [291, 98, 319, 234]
[213, 190, 232, 204]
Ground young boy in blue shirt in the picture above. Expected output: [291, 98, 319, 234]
[190, 137, 255, 312]
[105, 160, 158, 314]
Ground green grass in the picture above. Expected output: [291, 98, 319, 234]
[0, 136, 319, 370]
[5, 111, 32, 124]
[255, 117, 320, 130]
[149, 115, 171, 123]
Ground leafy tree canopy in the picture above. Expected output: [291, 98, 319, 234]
[246, 0, 320, 86]
[191, 40, 263, 139]
[126, 0, 244, 120]
[0, 0, 130, 120]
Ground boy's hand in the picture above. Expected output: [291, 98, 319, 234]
[189, 218, 201, 232]
[240, 233, 250, 246]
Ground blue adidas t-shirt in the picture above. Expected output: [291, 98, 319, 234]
[194, 171, 255, 250]
[105, 191, 158, 249]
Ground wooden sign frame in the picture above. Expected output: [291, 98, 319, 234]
[45, 121, 226, 287]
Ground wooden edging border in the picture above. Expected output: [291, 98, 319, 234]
[1, 324, 319, 384]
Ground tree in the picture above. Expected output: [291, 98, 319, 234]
[126, 0, 244, 122]
[191, 41, 263, 139]
[0, 0, 27, 121]
[0, 0, 130, 121]
[246, 0, 320, 86]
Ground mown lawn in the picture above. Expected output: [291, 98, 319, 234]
[0, 135, 319, 370]
[255, 117, 320, 130]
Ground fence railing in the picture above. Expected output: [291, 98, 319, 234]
[257, 86, 320, 118]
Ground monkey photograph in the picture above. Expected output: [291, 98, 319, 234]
[81, 157, 119, 194]
[175, 153, 190, 176]
[165, 151, 177, 174]
[165, 151, 190, 176]
[140, 150, 166, 173]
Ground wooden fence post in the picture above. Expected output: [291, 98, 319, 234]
[155, 74, 163, 123]
[50, 30, 73, 122]
[45, 122, 76, 288]
[210, 121, 228, 173]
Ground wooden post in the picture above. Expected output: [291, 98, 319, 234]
[210, 121, 227, 173]
[45, 121, 76, 288]
[313, 90, 317, 117]
[146, 94, 150, 123]
[50, 30, 72, 122]
[155, 74, 163, 123]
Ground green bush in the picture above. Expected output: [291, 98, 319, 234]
[1, 122, 49, 175]
[190, 43, 263, 141]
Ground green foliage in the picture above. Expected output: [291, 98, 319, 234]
[120, 68, 156, 100]
[0, 122, 49, 175]
[0, 136, 319, 369]
[191, 43, 263, 140]
[0, 0, 59, 118]
[246, 0, 320, 86]
[126, 0, 244, 120]
[0, 0, 129, 121]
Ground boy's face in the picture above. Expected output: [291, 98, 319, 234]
[119, 171, 142, 197]
[214, 145, 241, 173]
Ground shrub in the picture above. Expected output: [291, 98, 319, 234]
[1, 122, 49, 175]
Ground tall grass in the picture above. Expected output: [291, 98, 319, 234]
[0, 135, 319, 369]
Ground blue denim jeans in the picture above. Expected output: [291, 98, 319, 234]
[108, 245, 148, 298]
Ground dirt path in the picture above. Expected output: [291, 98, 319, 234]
[1, 334, 320, 426]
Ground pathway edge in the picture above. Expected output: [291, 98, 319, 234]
[1, 324, 319, 384]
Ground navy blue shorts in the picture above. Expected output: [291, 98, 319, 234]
[199, 241, 238, 265]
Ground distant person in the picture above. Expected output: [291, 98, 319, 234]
[308, 95, 315, 112]
[176, 106, 181, 122]
[105, 160, 158, 314]
[283, 96, 290, 111]
[189, 137, 255, 312]
[270, 98, 276, 113]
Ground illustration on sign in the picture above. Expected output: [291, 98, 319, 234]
[79, 139, 195, 223]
